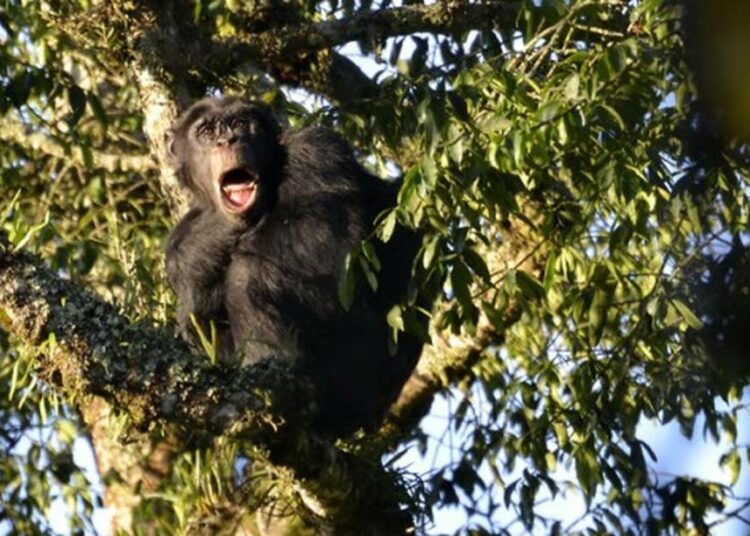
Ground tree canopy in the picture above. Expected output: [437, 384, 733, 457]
[1, 0, 749, 534]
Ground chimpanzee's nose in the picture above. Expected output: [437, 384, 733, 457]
[217, 131, 239, 147]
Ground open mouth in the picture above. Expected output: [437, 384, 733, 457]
[219, 168, 258, 213]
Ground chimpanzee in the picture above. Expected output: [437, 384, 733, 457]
[164, 97, 423, 433]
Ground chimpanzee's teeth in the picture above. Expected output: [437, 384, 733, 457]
[222, 184, 253, 192]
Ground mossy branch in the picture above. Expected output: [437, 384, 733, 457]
[243, 1, 521, 53]
[0, 233, 416, 532]
[0, 232, 313, 443]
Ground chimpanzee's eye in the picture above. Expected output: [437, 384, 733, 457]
[195, 121, 216, 142]
[230, 116, 249, 130]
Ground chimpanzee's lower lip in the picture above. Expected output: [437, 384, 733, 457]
[220, 180, 258, 213]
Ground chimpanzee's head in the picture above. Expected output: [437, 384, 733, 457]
[166, 97, 283, 220]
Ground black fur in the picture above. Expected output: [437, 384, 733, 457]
[165, 97, 422, 432]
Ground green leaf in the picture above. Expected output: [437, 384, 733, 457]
[422, 235, 440, 269]
[448, 125, 465, 164]
[8, 358, 21, 401]
[9, 70, 33, 107]
[588, 289, 610, 345]
[189, 315, 218, 364]
[421, 155, 438, 187]
[87, 93, 108, 128]
[536, 101, 561, 123]
[516, 270, 544, 300]
[337, 251, 357, 310]
[389, 37, 404, 65]
[720, 450, 741, 486]
[599, 103, 626, 131]
[450, 260, 473, 308]
[453, 461, 481, 496]
[12, 211, 50, 252]
[543, 250, 558, 292]
[67, 85, 87, 126]
[556, 118, 569, 144]
[447, 92, 470, 122]
[463, 248, 491, 283]
[386, 305, 404, 332]
[504, 479, 519, 508]
[361, 240, 381, 271]
[55, 419, 78, 445]
[672, 299, 703, 330]
[575, 448, 600, 502]
[563, 73, 580, 101]
[358, 255, 378, 292]
[481, 301, 507, 332]
[378, 210, 398, 242]
[512, 130, 524, 166]
[553, 422, 568, 448]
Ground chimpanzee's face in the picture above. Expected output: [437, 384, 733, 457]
[168, 98, 282, 220]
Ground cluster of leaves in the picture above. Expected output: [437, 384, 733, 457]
[0, 1, 175, 532]
[1, 1, 171, 303]
[0, 336, 98, 533]
[343, 1, 750, 533]
[285, 0, 750, 532]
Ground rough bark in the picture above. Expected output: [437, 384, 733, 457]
[0, 234, 312, 439]
[0, 234, 417, 533]
[106, 1, 522, 112]
[121, 2, 195, 218]
[241, 2, 520, 52]
[0, 118, 154, 174]
[380, 304, 520, 442]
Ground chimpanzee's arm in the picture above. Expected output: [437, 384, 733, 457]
[165, 207, 237, 355]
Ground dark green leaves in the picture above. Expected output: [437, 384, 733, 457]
[67, 85, 86, 127]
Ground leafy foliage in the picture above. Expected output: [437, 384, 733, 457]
[1, 0, 750, 534]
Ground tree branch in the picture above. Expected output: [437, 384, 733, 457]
[0, 233, 312, 442]
[252, 1, 520, 52]
[0, 234, 414, 532]
[115, 1, 522, 112]
[380, 304, 520, 443]
[210, 1, 520, 106]
[118, 2, 196, 216]
[379, 213, 551, 444]
[0, 118, 155, 174]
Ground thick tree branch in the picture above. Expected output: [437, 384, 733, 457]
[117, 2, 196, 216]
[212, 1, 521, 105]
[116, 1, 522, 112]
[0, 118, 155, 174]
[380, 213, 552, 444]
[0, 234, 413, 533]
[250, 1, 520, 52]
[57, 0, 525, 156]
[0, 233, 311, 442]
[380, 304, 521, 443]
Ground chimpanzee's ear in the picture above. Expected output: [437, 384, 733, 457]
[164, 128, 178, 164]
